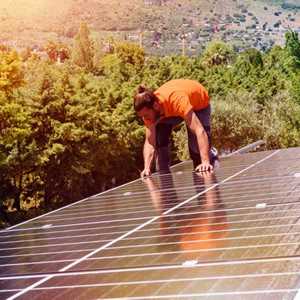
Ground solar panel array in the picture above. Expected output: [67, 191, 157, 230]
[1, 147, 300, 299]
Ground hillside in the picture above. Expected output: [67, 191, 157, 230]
[1, 0, 300, 55]
[0, 0, 143, 46]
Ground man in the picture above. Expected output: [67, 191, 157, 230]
[133, 79, 217, 178]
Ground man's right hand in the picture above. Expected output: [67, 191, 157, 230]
[195, 162, 214, 173]
[141, 168, 151, 178]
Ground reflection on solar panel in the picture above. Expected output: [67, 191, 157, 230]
[1, 147, 300, 300]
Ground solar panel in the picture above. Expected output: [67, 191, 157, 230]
[1, 147, 300, 299]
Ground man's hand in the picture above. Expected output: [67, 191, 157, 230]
[195, 162, 214, 173]
[141, 168, 152, 178]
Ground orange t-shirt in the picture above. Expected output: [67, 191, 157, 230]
[144, 79, 209, 127]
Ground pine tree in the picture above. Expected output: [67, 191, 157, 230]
[71, 22, 93, 70]
[0, 50, 24, 98]
[285, 29, 300, 66]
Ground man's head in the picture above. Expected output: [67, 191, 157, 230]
[134, 85, 161, 123]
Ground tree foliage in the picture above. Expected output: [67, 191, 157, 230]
[71, 22, 94, 71]
[285, 30, 300, 61]
[0, 50, 24, 98]
[1, 26, 300, 227]
[45, 41, 71, 63]
[201, 41, 235, 67]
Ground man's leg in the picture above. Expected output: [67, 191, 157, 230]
[155, 117, 182, 173]
[186, 105, 217, 168]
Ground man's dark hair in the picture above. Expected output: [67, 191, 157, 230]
[133, 85, 157, 112]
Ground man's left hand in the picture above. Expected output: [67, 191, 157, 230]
[195, 162, 214, 173]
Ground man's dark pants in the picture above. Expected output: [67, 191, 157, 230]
[155, 105, 212, 173]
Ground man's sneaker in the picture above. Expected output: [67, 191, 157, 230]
[211, 147, 219, 167]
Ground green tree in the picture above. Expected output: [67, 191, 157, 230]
[285, 29, 300, 66]
[71, 22, 94, 71]
[0, 91, 40, 212]
[234, 48, 263, 75]
[98, 40, 145, 83]
[283, 30, 300, 103]
[45, 41, 70, 63]
[263, 92, 300, 148]
[0, 50, 24, 98]
[201, 41, 235, 67]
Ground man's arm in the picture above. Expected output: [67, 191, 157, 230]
[141, 125, 156, 177]
[184, 110, 213, 172]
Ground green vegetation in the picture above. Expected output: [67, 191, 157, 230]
[1, 24, 300, 227]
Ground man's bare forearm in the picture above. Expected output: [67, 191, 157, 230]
[143, 140, 155, 171]
[185, 110, 211, 166]
[196, 129, 210, 163]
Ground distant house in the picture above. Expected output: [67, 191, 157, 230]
[32, 49, 48, 60]
[144, 0, 163, 6]
[144, 0, 169, 5]
[102, 42, 114, 54]
[128, 34, 139, 40]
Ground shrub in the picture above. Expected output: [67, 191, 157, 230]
[262, 92, 300, 148]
